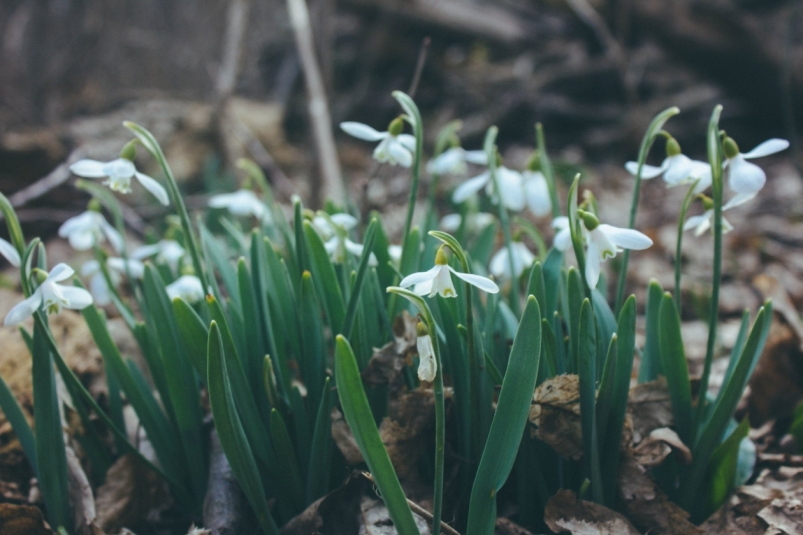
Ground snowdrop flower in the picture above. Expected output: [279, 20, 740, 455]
[70, 157, 169, 206]
[388, 244, 403, 264]
[166, 275, 204, 304]
[311, 212, 373, 264]
[0, 238, 20, 267]
[81, 257, 145, 306]
[312, 213, 358, 240]
[4, 264, 93, 325]
[340, 117, 416, 167]
[580, 211, 653, 288]
[452, 166, 526, 212]
[132, 240, 186, 271]
[625, 138, 712, 193]
[416, 321, 436, 382]
[58, 209, 124, 254]
[208, 189, 271, 224]
[440, 213, 495, 233]
[399, 246, 499, 298]
[551, 216, 574, 252]
[522, 170, 551, 217]
[489, 241, 536, 280]
[426, 147, 487, 176]
[682, 193, 754, 237]
[723, 136, 789, 196]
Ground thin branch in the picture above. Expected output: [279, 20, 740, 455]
[408, 37, 431, 98]
[9, 149, 84, 207]
[286, 0, 345, 207]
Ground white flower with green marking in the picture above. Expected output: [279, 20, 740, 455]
[723, 137, 789, 196]
[399, 246, 499, 298]
[70, 158, 169, 206]
[4, 264, 93, 325]
[81, 257, 145, 306]
[340, 117, 416, 167]
[683, 192, 754, 237]
[452, 166, 525, 212]
[489, 241, 535, 280]
[208, 189, 271, 224]
[416, 321, 436, 382]
[132, 239, 186, 270]
[426, 147, 487, 176]
[625, 137, 712, 194]
[578, 211, 653, 289]
[58, 210, 124, 253]
[166, 274, 204, 304]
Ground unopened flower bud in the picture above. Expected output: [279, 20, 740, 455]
[119, 139, 137, 162]
[723, 137, 740, 160]
[32, 268, 49, 285]
[666, 137, 682, 157]
[526, 151, 541, 172]
[698, 194, 714, 211]
[578, 209, 600, 231]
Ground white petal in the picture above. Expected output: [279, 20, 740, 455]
[417, 335, 437, 382]
[514, 242, 536, 269]
[331, 213, 358, 230]
[413, 279, 433, 296]
[59, 286, 94, 309]
[345, 239, 364, 257]
[452, 172, 490, 204]
[396, 134, 416, 152]
[4, 291, 42, 325]
[68, 230, 97, 251]
[339, 122, 387, 141]
[399, 265, 442, 289]
[597, 224, 653, 251]
[742, 138, 789, 159]
[135, 172, 170, 206]
[90, 272, 111, 306]
[101, 220, 124, 254]
[462, 150, 488, 165]
[58, 212, 92, 238]
[625, 161, 664, 179]
[387, 140, 413, 167]
[427, 148, 465, 175]
[523, 171, 551, 217]
[0, 238, 20, 267]
[449, 267, 499, 294]
[69, 159, 108, 178]
[166, 275, 204, 303]
[728, 156, 766, 194]
[440, 214, 462, 232]
[723, 192, 756, 210]
[372, 137, 392, 163]
[489, 249, 509, 279]
[108, 257, 145, 278]
[554, 227, 573, 252]
[433, 267, 458, 297]
[722, 216, 734, 234]
[131, 242, 162, 259]
[585, 239, 601, 289]
[683, 213, 710, 235]
[663, 155, 694, 186]
[48, 263, 75, 282]
[495, 168, 525, 212]
[80, 260, 101, 277]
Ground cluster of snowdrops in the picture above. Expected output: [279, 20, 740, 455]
[0, 91, 787, 535]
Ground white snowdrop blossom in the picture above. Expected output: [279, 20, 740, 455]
[0, 238, 20, 267]
[58, 210, 124, 253]
[208, 189, 271, 224]
[581, 213, 653, 289]
[166, 275, 204, 304]
[440, 213, 495, 233]
[522, 170, 552, 216]
[70, 158, 169, 206]
[399, 246, 499, 298]
[132, 240, 186, 271]
[489, 241, 536, 280]
[416, 322, 436, 382]
[682, 193, 754, 237]
[340, 119, 416, 167]
[551, 216, 574, 252]
[452, 166, 526, 212]
[81, 257, 145, 306]
[388, 244, 402, 264]
[312, 213, 358, 240]
[4, 264, 93, 326]
[724, 137, 789, 196]
[625, 137, 713, 194]
[312, 212, 374, 264]
[426, 147, 487, 176]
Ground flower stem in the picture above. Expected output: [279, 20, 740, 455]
[393, 91, 424, 274]
[674, 184, 698, 312]
[696, 105, 724, 429]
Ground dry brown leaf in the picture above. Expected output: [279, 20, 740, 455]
[494, 517, 534, 535]
[756, 500, 803, 535]
[627, 377, 673, 445]
[360, 342, 407, 388]
[529, 374, 583, 459]
[0, 503, 53, 535]
[281, 474, 367, 535]
[332, 408, 364, 465]
[544, 489, 640, 535]
[95, 454, 167, 533]
[357, 496, 431, 535]
[633, 427, 692, 467]
[379, 389, 437, 480]
[66, 445, 105, 535]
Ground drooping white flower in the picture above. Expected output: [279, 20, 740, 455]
[70, 158, 169, 206]
[489, 241, 536, 280]
[311, 212, 374, 264]
[625, 139, 712, 194]
[399, 246, 499, 298]
[81, 257, 145, 306]
[452, 166, 526, 212]
[4, 263, 93, 325]
[388, 244, 402, 264]
[0, 237, 20, 267]
[208, 189, 271, 224]
[724, 137, 789, 195]
[440, 213, 495, 233]
[551, 216, 574, 252]
[416, 321, 436, 382]
[581, 213, 653, 289]
[522, 170, 552, 217]
[682, 193, 754, 237]
[58, 210, 124, 253]
[312, 213, 358, 240]
[340, 118, 416, 167]
[166, 274, 204, 303]
[426, 147, 487, 176]
[132, 240, 186, 271]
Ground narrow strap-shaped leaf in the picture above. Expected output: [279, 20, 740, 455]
[342, 219, 377, 337]
[208, 322, 280, 535]
[542, 249, 563, 320]
[718, 310, 751, 405]
[526, 262, 547, 324]
[658, 292, 694, 447]
[591, 288, 617, 379]
[299, 271, 326, 409]
[237, 258, 267, 399]
[567, 267, 584, 374]
[577, 299, 602, 503]
[172, 297, 210, 377]
[467, 296, 542, 535]
[270, 408, 305, 513]
[0, 374, 36, 474]
[306, 377, 333, 504]
[639, 279, 665, 383]
[335, 335, 419, 535]
[303, 220, 346, 334]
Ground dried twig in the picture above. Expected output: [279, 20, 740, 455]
[9, 149, 84, 208]
[408, 37, 431, 99]
[286, 0, 345, 206]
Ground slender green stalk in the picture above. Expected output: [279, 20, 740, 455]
[674, 184, 698, 312]
[614, 107, 680, 312]
[535, 123, 561, 219]
[0, 192, 25, 256]
[386, 287, 444, 535]
[696, 105, 724, 428]
[393, 91, 424, 273]
[484, 126, 520, 316]
[124, 122, 209, 292]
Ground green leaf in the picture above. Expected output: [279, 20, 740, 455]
[526, 262, 547, 324]
[299, 271, 326, 407]
[694, 418, 751, 522]
[172, 297, 210, 377]
[658, 292, 694, 447]
[307, 378, 333, 504]
[542, 249, 563, 321]
[303, 220, 346, 334]
[467, 296, 542, 535]
[0, 375, 36, 474]
[567, 267, 584, 374]
[342, 219, 377, 337]
[639, 279, 665, 383]
[207, 322, 279, 535]
[270, 408, 305, 513]
[577, 299, 602, 503]
[334, 336, 419, 535]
